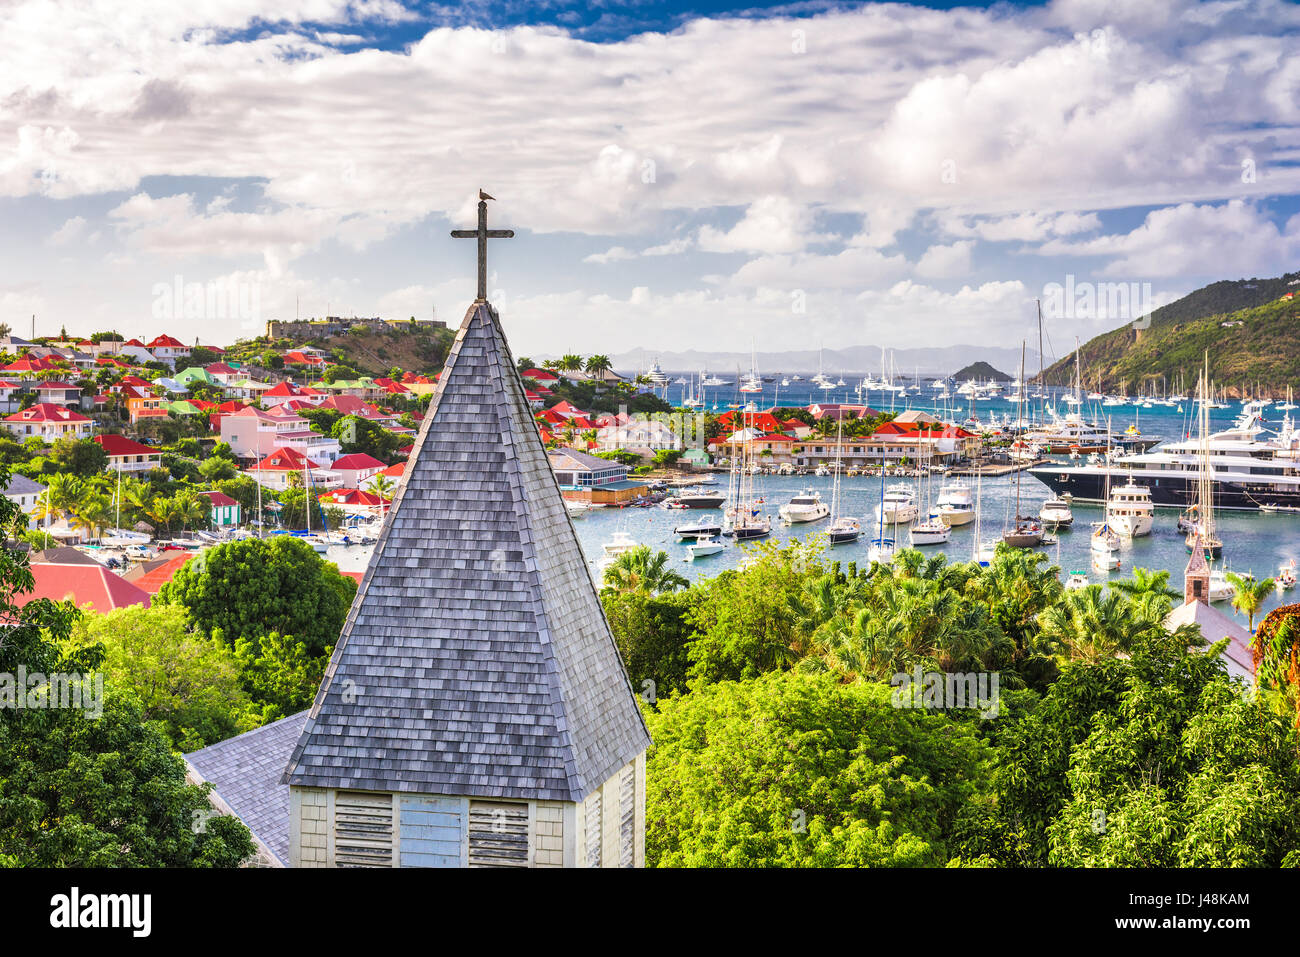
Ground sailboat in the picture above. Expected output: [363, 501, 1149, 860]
[1090, 422, 1122, 568]
[1002, 342, 1043, 548]
[1185, 362, 1223, 559]
[826, 418, 861, 545]
[910, 446, 950, 546]
[723, 404, 771, 540]
[867, 458, 896, 564]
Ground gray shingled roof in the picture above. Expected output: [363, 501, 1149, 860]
[186, 711, 308, 866]
[3, 474, 47, 496]
[282, 300, 651, 802]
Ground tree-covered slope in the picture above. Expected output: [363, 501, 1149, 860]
[1041, 273, 1300, 397]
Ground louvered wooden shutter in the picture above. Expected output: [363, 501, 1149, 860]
[467, 801, 529, 867]
[334, 791, 394, 867]
[584, 791, 602, 868]
[618, 765, 635, 867]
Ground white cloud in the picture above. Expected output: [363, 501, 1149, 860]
[697, 196, 832, 255]
[915, 240, 974, 279]
[48, 215, 88, 246]
[1039, 200, 1300, 278]
[583, 246, 637, 264]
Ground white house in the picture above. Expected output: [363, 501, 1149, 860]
[93, 434, 163, 473]
[3, 474, 46, 527]
[595, 417, 681, 456]
[242, 447, 342, 491]
[3, 403, 93, 442]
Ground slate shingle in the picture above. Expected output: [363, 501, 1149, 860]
[281, 300, 651, 801]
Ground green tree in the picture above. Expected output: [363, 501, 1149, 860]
[646, 670, 994, 867]
[0, 466, 255, 866]
[233, 631, 329, 718]
[157, 536, 357, 656]
[601, 545, 688, 595]
[67, 605, 260, 750]
[199, 455, 238, 482]
[51, 436, 107, 478]
[601, 589, 700, 699]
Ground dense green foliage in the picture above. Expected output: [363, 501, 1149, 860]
[0, 468, 255, 866]
[608, 542, 1300, 868]
[646, 671, 993, 866]
[157, 535, 356, 656]
[1042, 272, 1300, 394]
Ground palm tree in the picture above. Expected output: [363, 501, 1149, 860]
[366, 473, 395, 501]
[175, 492, 207, 531]
[1037, 586, 1159, 661]
[1109, 567, 1179, 599]
[71, 491, 113, 540]
[33, 473, 85, 525]
[585, 355, 612, 376]
[1226, 572, 1275, 632]
[559, 354, 584, 374]
[601, 546, 688, 595]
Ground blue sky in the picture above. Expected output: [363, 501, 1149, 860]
[3, 0, 1299, 360]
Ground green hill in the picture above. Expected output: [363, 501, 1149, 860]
[1041, 273, 1300, 398]
[952, 361, 1012, 381]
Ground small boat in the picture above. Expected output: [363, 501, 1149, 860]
[1207, 569, 1234, 602]
[1260, 503, 1300, 514]
[778, 489, 830, 524]
[1002, 521, 1043, 549]
[674, 518, 722, 540]
[686, 535, 724, 560]
[727, 516, 771, 541]
[909, 517, 951, 546]
[1039, 497, 1074, 528]
[1092, 549, 1121, 571]
[1278, 559, 1296, 590]
[602, 531, 639, 557]
[676, 489, 727, 509]
[1184, 527, 1223, 559]
[1065, 571, 1090, 591]
[565, 499, 591, 519]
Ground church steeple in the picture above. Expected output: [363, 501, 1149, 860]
[1185, 532, 1211, 605]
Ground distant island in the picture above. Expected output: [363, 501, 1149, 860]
[952, 361, 1012, 382]
[1041, 271, 1300, 398]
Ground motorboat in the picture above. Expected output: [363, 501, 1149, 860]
[778, 489, 830, 524]
[1278, 559, 1296, 590]
[1208, 569, 1234, 602]
[876, 484, 918, 524]
[1039, 496, 1074, 528]
[1065, 571, 1090, 591]
[674, 518, 722, 540]
[934, 480, 974, 526]
[676, 489, 727, 509]
[686, 535, 724, 560]
[565, 499, 591, 519]
[1107, 480, 1154, 537]
[602, 531, 639, 557]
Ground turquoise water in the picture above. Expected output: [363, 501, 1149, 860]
[575, 383, 1300, 624]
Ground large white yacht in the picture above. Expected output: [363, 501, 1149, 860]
[1107, 480, 1154, 537]
[933, 480, 975, 526]
[1030, 407, 1300, 511]
[876, 484, 918, 524]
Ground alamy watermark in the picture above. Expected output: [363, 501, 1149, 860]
[151, 274, 261, 324]
[1042, 274, 1155, 330]
[890, 666, 999, 718]
[0, 666, 103, 718]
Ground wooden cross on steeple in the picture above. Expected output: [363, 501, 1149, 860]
[451, 189, 514, 301]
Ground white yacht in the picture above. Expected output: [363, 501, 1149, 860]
[1065, 571, 1090, 591]
[933, 480, 975, 526]
[565, 499, 591, 519]
[778, 489, 830, 524]
[1207, 569, 1234, 602]
[1107, 481, 1154, 537]
[674, 518, 722, 540]
[1030, 406, 1300, 511]
[876, 484, 918, 524]
[602, 531, 639, 557]
[867, 537, 896, 564]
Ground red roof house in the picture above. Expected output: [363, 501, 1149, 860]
[18, 562, 151, 612]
